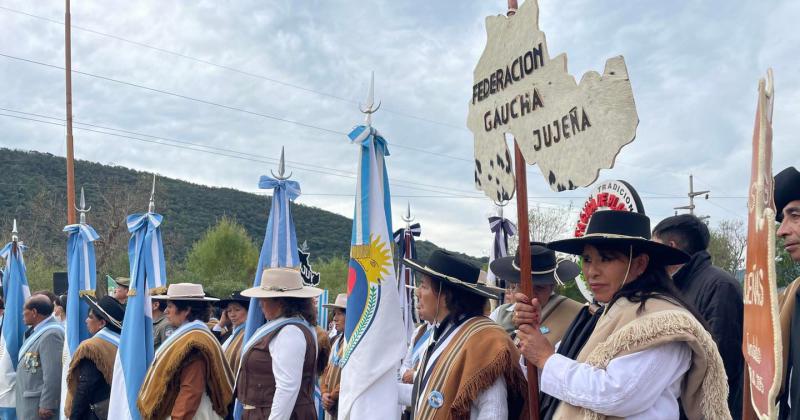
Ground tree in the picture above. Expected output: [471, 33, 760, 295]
[777, 236, 800, 288]
[184, 217, 259, 297]
[315, 256, 349, 298]
[708, 219, 747, 276]
[508, 203, 575, 253]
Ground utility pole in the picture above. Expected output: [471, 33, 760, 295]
[65, 0, 76, 224]
[674, 174, 710, 220]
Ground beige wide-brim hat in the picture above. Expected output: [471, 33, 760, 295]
[322, 293, 347, 310]
[242, 267, 323, 299]
[151, 283, 219, 301]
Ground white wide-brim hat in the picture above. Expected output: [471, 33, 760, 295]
[242, 267, 323, 299]
[322, 293, 347, 310]
[151, 283, 219, 301]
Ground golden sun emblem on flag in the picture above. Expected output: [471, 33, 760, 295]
[352, 234, 392, 285]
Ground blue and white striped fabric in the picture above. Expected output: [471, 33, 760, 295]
[60, 223, 100, 420]
[0, 241, 30, 419]
[63, 223, 99, 355]
[338, 125, 405, 420]
[317, 289, 329, 329]
[235, 175, 301, 419]
[108, 212, 167, 420]
[95, 328, 121, 348]
[315, 289, 329, 419]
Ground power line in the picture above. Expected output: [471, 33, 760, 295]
[0, 52, 474, 164]
[0, 110, 483, 198]
[0, 4, 468, 131]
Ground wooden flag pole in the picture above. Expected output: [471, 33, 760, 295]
[506, 4, 539, 418]
[514, 140, 540, 419]
[65, 0, 76, 225]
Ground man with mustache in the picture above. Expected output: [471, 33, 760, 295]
[774, 166, 800, 418]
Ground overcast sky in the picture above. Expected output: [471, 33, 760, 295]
[1, 0, 797, 258]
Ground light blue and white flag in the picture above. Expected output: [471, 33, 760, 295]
[63, 223, 99, 353]
[339, 125, 405, 420]
[314, 288, 329, 419]
[60, 222, 99, 419]
[108, 212, 167, 420]
[241, 174, 301, 347]
[317, 289, 329, 330]
[235, 174, 301, 419]
[0, 240, 31, 420]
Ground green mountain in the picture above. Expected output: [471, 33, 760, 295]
[0, 148, 486, 290]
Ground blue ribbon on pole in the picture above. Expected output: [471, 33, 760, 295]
[63, 223, 99, 355]
[236, 173, 301, 419]
[113, 211, 167, 418]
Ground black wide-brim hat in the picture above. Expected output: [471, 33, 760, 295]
[547, 210, 690, 266]
[775, 167, 800, 222]
[404, 250, 497, 299]
[220, 291, 250, 309]
[490, 242, 581, 285]
[82, 294, 125, 330]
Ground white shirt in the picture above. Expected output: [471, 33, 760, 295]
[397, 377, 508, 419]
[267, 324, 307, 420]
[488, 303, 514, 322]
[540, 341, 691, 419]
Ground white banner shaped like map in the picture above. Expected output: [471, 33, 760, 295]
[467, 0, 639, 198]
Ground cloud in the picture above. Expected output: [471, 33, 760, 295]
[0, 0, 797, 257]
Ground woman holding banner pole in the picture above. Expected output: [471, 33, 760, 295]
[514, 211, 730, 419]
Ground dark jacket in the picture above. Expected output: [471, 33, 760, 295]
[69, 359, 110, 420]
[673, 250, 744, 419]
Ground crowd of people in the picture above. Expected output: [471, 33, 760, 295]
[4, 166, 799, 419]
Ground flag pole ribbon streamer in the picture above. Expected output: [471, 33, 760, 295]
[0, 222, 31, 419]
[394, 221, 420, 344]
[60, 202, 99, 420]
[487, 212, 517, 292]
[108, 207, 167, 420]
[235, 157, 301, 419]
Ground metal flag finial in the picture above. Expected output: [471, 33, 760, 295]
[11, 219, 18, 242]
[359, 71, 381, 126]
[271, 146, 293, 180]
[75, 187, 91, 224]
[401, 202, 414, 227]
[148, 174, 156, 213]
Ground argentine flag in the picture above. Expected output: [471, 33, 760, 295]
[338, 125, 405, 419]
[60, 223, 99, 419]
[108, 212, 167, 419]
[0, 240, 31, 420]
[235, 172, 301, 419]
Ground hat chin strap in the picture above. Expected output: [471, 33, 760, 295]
[620, 246, 634, 291]
[599, 246, 634, 322]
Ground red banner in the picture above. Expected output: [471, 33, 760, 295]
[742, 69, 779, 419]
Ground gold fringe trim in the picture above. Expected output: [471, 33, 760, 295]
[149, 286, 167, 296]
[137, 329, 234, 420]
[64, 337, 117, 417]
[79, 290, 95, 298]
[450, 346, 527, 418]
[127, 288, 137, 297]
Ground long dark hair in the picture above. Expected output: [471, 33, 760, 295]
[273, 297, 317, 326]
[428, 276, 487, 320]
[172, 300, 211, 323]
[598, 243, 708, 330]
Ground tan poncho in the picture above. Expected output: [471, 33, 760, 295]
[137, 324, 234, 420]
[552, 297, 731, 420]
